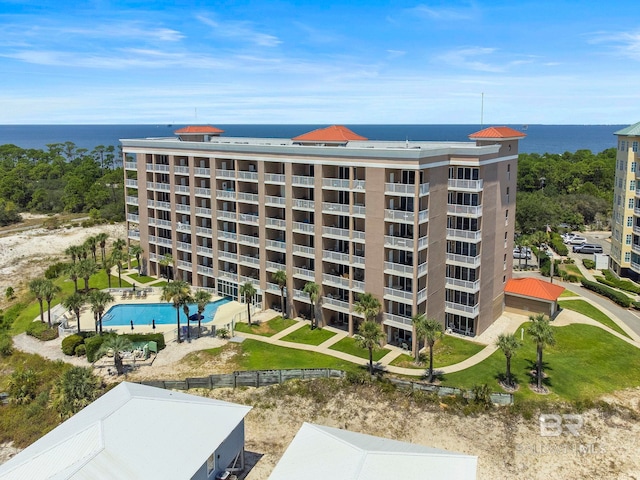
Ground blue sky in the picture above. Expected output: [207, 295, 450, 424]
[1, 0, 639, 124]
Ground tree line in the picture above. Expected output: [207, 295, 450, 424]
[516, 148, 616, 233]
[0, 141, 125, 225]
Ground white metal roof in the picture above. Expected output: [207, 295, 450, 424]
[0, 382, 251, 480]
[268, 423, 477, 480]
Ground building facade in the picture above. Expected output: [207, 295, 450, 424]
[611, 122, 640, 279]
[122, 125, 523, 350]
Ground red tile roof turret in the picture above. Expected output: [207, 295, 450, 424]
[174, 125, 224, 134]
[292, 125, 368, 143]
[469, 126, 526, 140]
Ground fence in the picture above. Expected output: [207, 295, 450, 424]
[137, 368, 514, 405]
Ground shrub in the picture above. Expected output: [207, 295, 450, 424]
[583, 259, 595, 269]
[580, 279, 632, 307]
[9, 369, 38, 404]
[61, 334, 84, 356]
[44, 262, 68, 279]
[75, 344, 86, 357]
[549, 233, 569, 256]
[216, 328, 230, 339]
[5, 286, 15, 301]
[122, 333, 166, 350]
[0, 334, 13, 357]
[85, 335, 106, 362]
[26, 321, 59, 341]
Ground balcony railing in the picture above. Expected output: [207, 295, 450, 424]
[177, 260, 192, 269]
[293, 267, 315, 281]
[197, 245, 213, 256]
[446, 277, 481, 292]
[197, 265, 214, 276]
[291, 175, 314, 186]
[417, 262, 428, 277]
[125, 161, 137, 170]
[384, 287, 413, 303]
[384, 261, 413, 277]
[448, 179, 483, 191]
[447, 204, 483, 217]
[384, 235, 414, 250]
[128, 230, 140, 240]
[322, 296, 350, 312]
[385, 183, 414, 195]
[127, 213, 139, 223]
[195, 207, 212, 216]
[293, 245, 315, 258]
[126, 196, 139, 205]
[352, 205, 366, 216]
[175, 185, 190, 194]
[352, 280, 365, 292]
[238, 234, 259, 246]
[237, 171, 258, 182]
[239, 255, 260, 267]
[194, 187, 211, 197]
[265, 218, 286, 229]
[126, 179, 138, 188]
[445, 302, 479, 317]
[352, 255, 365, 267]
[293, 199, 315, 211]
[293, 289, 311, 303]
[218, 271, 238, 283]
[175, 204, 191, 213]
[418, 236, 429, 251]
[322, 202, 350, 214]
[383, 312, 413, 327]
[194, 167, 211, 177]
[323, 178, 350, 189]
[217, 190, 236, 200]
[215, 169, 235, 179]
[219, 251, 238, 262]
[238, 192, 259, 204]
[446, 228, 482, 242]
[174, 165, 189, 174]
[322, 273, 349, 288]
[217, 210, 237, 221]
[446, 253, 481, 267]
[266, 261, 286, 272]
[176, 241, 191, 251]
[420, 183, 430, 196]
[148, 235, 172, 247]
[293, 222, 315, 234]
[418, 209, 429, 224]
[196, 226, 212, 236]
[265, 173, 285, 184]
[239, 213, 259, 225]
[323, 250, 350, 264]
[266, 282, 280, 293]
[176, 223, 191, 233]
[265, 195, 286, 206]
[322, 226, 349, 239]
[266, 239, 286, 251]
[352, 180, 365, 190]
[218, 231, 237, 242]
[385, 209, 414, 223]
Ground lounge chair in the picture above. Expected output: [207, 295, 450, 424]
[141, 290, 147, 298]
[121, 291, 129, 300]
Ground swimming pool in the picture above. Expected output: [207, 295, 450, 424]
[101, 298, 231, 327]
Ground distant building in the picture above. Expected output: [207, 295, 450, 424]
[610, 122, 640, 279]
[268, 422, 477, 480]
[122, 124, 524, 348]
[0, 382, 251, 480]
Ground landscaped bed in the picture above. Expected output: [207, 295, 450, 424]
[233, 316, 297, 337]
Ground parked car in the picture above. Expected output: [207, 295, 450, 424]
[513, 248, 532, 259]
[568, 236, 587, 245]
[573, 243, 603, 254]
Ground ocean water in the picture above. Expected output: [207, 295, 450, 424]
[0, 124, 625, 155]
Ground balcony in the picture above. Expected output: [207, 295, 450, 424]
[322, 202, 350, 215]
[149, 218, 171, 228]
[197, 265, 214, 276]
[352, 279, 365, 293]
[237, 171, 258, 182]
[322, 296, 350, 313]
[196, 226, 212, 236]
[238, 213, 259, 225]
[384, 287, 413, 303]
[176, 223, 191, 233]
[447, 204, 483, 217]
[218, 230, 237, 242]
[265, 195, 286, 207]
[128, 230, 140, 240]
[175, 204, 191, 213]
[176, 241, 191, 252]
[266, 282, 280, 294]
[197, 245, 213, 257]
[239, 255, 260, 267]
[418, 236, 429, 251]
[265, 218, 286, 229]
[125, 161, 137, 170]
[174, 166, 189, 174]
[384, 261, 413, 277]
[446, 277, 481, 292]
[352, 230, 365, 242]
[217, 190, 236, 200]
[219, 251, 238, 262]
[217, 210, 237, 221]
[147, 163, 169, 173]
[446, 253, 481, 267]
[383, 312, 413, 328]
[127, 213, 139, 223]
[352, 254, 365, 267]
[385, 209, 414, 223]
[385, 183, 414, 196]
[322, 226, 349, 240]
[194, 187, 211, 197]
[293, 267, 315, 281]
[177, 260, 192, 269]
[266, 261, 286, 272]
[417, 262, 428, 277]
[418, 209, 429, 224]
[126, 179, 138, 188]
[419, 183, 430, 196]
[218, 271, 238, 283]
[291, 175, 314, 187]
[293, 245, 315, 258]
[384, 235, 414, 250]
[266, 239, 286, 252]
[215, 169, 235, 179]
[322, 178, 350, 190]
[322, 273, 349, 289]
[126, 196, 139, 206]
[148, 235, 172, 247]
[174, 184, 190, 194]
[323, 250, 350, 264]
[265, 173, 285, 184]
[146, 182, 170, 192]
[293, 199, 315, 211]
[633, 225, 640, 236]
[632, 243, 640, 256]
[238, 234, 259, 246]
[352, 180, 365, 190]
[293, 222, 315, 234]
[445, 301, 479, 317]
[448, 179, 483, 191]
[195, 206, 212, 217]
[238, 192, 259, 204]
[293, 289, 312, 303]
[352, 205, 366, 217]
[446, 229, 482, 242]
[194, 167, 211, 177]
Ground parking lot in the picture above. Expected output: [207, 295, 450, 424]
[565, 231, 611, 260]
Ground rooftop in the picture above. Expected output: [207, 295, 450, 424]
[614, 121, 640, 137]
[504, 277, 565, 302]
[469, 126, 527, 140]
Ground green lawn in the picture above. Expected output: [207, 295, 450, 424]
[281, 326, 337, 345]
[559, 299, 631, 338]
[128, 273, 157, 284]
[329, 336, 390, 361]
[441, 323, 640, 402]
[234, 316, 297, 337]
[11, 270, 130, 335]
[560, 263, 584, 281]
[227, 339, 362, 372]
[560, 289, 578, 297]
[391, 334, 485, 368]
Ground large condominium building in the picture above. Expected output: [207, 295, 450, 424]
[611, 121, 640, 279]
[122, 125, 524, 351]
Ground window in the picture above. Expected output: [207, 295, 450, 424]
[505, 209, 509, 225]
[628, 216, 633, 227]
[634, 142, 638, 153]
[626, 234, 632, 245]
[633, 161, 638, 172]
[631, 180, 636, 191]
[630, 198, 635, 209]
[625, 252, 631, 263]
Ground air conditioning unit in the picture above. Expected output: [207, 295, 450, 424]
[222, 181, 228, 190]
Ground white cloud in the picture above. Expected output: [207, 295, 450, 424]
[589, 29, 640, 60]
[196, 14, 281, 47]
[407, 2, 478, 21]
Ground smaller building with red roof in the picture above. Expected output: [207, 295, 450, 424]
[292, 125, 368, 145]
[174, 125, 224, 142]
[504, 278, 565, 318]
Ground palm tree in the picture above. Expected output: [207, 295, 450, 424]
[161, 281, 191, 343]
[193, 289, 212, 338]
[29, 278, 47, 323]
[97, 335, 133, 375]
[62, 292, 85, 334]
[527, 314, 556, 390]
[239, 282, 256, 326]
[272, 269, 287, 318]
[96, 232, 109, 263]
[110, 249, 127, 288]
[51, 366, 101, 418]
[84, 236, 98, 262]
[130, 244, 143, 273]
[356, 320, 385, 375]
[42, 279, 61, 327]
[303, 281, 320, 329]
[496, 333, 522, 388]
[65, 245, 83, 264]
[159, 253, 174, 281]
[89, 290, 114, 334]
[65, 262, 81, 293]
[353, 292, 381, 331]
[112, 238, 126, 252]
[103, 256, 115, 289]
[416, 316, 443, 382]
[77, 259, 98, 292]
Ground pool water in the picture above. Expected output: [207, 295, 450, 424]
[102, 298, 231, 327]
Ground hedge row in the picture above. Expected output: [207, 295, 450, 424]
[26, 321, 58, 341]
[602, 270, 640, 294]
[550, 233, 569, 256]
[580, 279, 632, 308]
